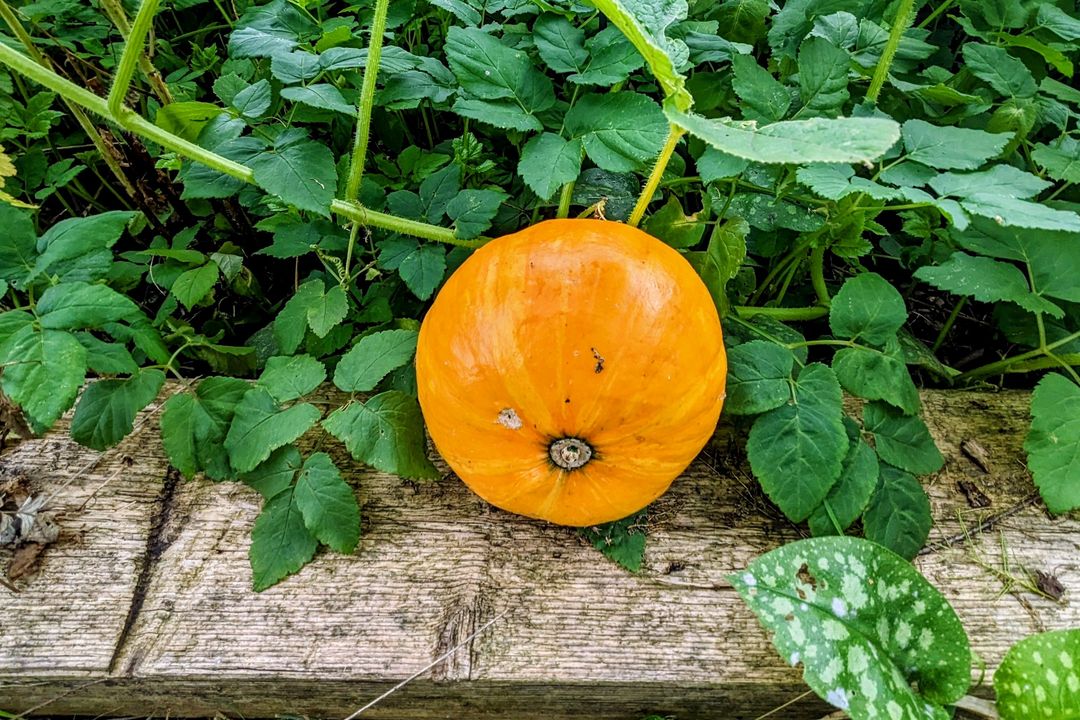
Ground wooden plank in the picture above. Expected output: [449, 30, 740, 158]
[1, 388, 1077, 719]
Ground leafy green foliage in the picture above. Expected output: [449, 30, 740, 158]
[732, 537, 971, 718]
[580, 511, 647, 573]
[323, 391, 438, 479]
[1025, 373, 1080, 514]
[994, 628, 1080, 720]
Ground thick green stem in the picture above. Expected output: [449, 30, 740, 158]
[866, 0, 916, 103]
[809, 244, 831, 306]
[556, 180, 575, 219]
[344, 0, 390, 202]
[733, 305, 829, 321]
[99, 0, 172, 106]
[0, 1, 139, 201]
[107, 0, 160, 116]
[0, 41, 479, 246]
[932, 296, 966, 353]
[958, 330, 1080, 382]
[628, 124, 684, 228]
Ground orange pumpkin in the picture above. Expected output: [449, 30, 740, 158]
[415, 219, 727, 526]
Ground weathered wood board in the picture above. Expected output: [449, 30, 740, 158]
[0, 387, 1077, 719]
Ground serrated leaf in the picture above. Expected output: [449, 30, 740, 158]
[731, 536, 970, 718]
[697, 217, 748, 313]
[833, 347, 920, 415]
[249, 486, 318, 591]
[77, 333, 138, 375]
[280, 84, 354, 115]
[862, 465, 932, 560]
[808, 419, 879, 536]
[294, 452, 360, 553]
[1032, 137, 1080, 184]
[70, 369, 165, 451]
[322, 391, 439, 479]
[232, 79, 272, 118]
[31, 211, 135, 283]
[171, 263, 220, 310]
[36, 282, 142, 330]
[154, 101, 225, 141]
[901, 119, 1011, 170]
[534, 14, 588, 73]
[696, 148, 749, 183]
[928, 165, 1051, 200]
[960, 194, 1080, 233]
[0, 205, 37, 284]
[668, 110, 900, 164]
[307, 284, 348, 338]
[224, 388, 321, 473]
[248, 134, 337, 216]
[580, 510, 646, 572]
[334, 329, 419, 393]
[829, 273, 907, 346]
[569, 26, 644, 86]
[257, 354, 326, 403]
[724, 340, 795, 415]
[995, 628, 1080, 720]
[1025, 373, 1080, 514]
[518, 133, 582, 201]
[798, 37, 850, 117]
[962, 43, 1036, 99]
[447, 189, 507, 239]
[160, 377, 250, 480]
[863, 401, 943, 475]
[914, 252, 1062, 318]
[274, 279, 324, 355]
[385, 240, 446, 300]
[240, 445, 302, 499]
[747, 363, 847, 522]
[444, 26, 555, 116]
[797, 164, 902, 201]
[270, 51, 321, 84]
[0, 326, 85, 432]
[565, 93, 668, 173]
[570, 168, 640, 221]
[643, 195, 704, 249]
[731, 54, 791, 123]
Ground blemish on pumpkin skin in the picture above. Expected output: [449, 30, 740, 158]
[497, 408, 522, 430]
[591, 347, 605, 373]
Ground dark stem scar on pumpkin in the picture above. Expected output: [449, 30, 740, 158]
[549, 437, 593, 470]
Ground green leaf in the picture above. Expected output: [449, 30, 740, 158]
[306, 284, 348, 338]
[697, 148, 749, 183]
[747, 363, 847, 522]
[959, 195, 1080, 233]
[863, 401, 943, 475]
[565, 93, 668, 173]
[171, 263, 220, 310]
[224, 387, 321, 473]
[901, 119, 1011, 170]
[383, 239, 446, 300]
[76, 333, 138, 375]
[1036, 4, 1080, 40]
[280, 84, 355, 115]
[731, 54, 790, 123]
[798, 37, 850, 117]
[995, 629, 1080, 720]
[154, 101, 225, 141]
[1032, 137, 1080, 184]
[322, 391, 439, 479]
[534, 14, 588, 73]
[249, 486, 318, 591]
[579, 510, 646, 572]
[294, 452, 360, 554]
[808, 419, 879, 536]
[927, 165, 1051, 200]
[586, 0, 693, 110]
[269, 51, 321, 84]
[667, 110, 900, 164]
[914, 252, 1062, 318]
[796, 164, 902, 201]
[36, 282, 142, 330]
[697, 217, 748, 313]
[518, 133, 582, 201]
[451, 98, 542, 132]
[829, 273, 907, 346]
[725, 340, 795, 416]
[570, 168, 640, 221]
[274, 279, 324, 355]
[862, 465, 932, 560]
[70, 369, 165, 451]
[447, 189, 507, 240]
[731, 536, 971, 717]
[159, 376, 250, 480]
[31, 211, 135, 282]
[0, 205, 37, 284]
[257, 354, 326, 403]
[1025, 373, 1080, 514]
[569, 26, 644, 86]
[961, 43, 1036, 99]
[833, 347, 919, 416]
[0, 326, 85, 432]
[642, 195, 704, 249]
[240, 445, 302, 499]
[231, 79, 272, 118]
[334, 329, 419, 393]
[248, 133, 337, 217]
[444, 27, 555, 114]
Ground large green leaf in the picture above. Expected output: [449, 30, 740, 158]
[281, 84, 355, 115]
[667, 110, 900, 164]
[249, 486, 318, 591]
[248, 131, 337, 217]
[798, 37, 850, 117]
[747, 363, 847, 522]
[833, 347, 920, 416]
[732, 537, 971, 718]
[863, 401, 944, 475]
[518, 133, 583, 201]
[160, 377, 253, 480]
[294, 452, 360, 554]
[565, 93, 668, 173]
[724, 340, 795, 416]
[0, 326, 86, 432]
[961, 43, 1036, 99]
[334, 330, 419, 393]
[36, 282, 142, 330]
[257, 354, 326, 403]
[730, 54, 790, 123]
[322, 391, 439, 479]
[224, 388, 321, 473]
[862, 465, 932, 560]
[1025, 373, 1080, 514]
[171, 263, 220, 310]
[533, 14, 588, 74]
[901, 119, 1011, 170]
[70, 369, 165, 451]
[444, 26, 555, 119]
[914, 252, 1063, 318]
[829, 273, 907, 347]
[0, 205, 38, 284]
[995, 628, 1080, 720]
[240, 444, 303, 499]
[30, 211, 135, 283]
[447, 189, 507, 240]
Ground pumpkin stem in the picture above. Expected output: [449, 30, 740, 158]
[549, 438, 593, 470]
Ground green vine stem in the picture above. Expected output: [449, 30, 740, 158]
[809, 244, 831, 306]
[344, 0, 389, 202]
[628, 125, 684, 227]
[866, 0, 916, 103]
[932, 297, 967, 353]
[0, 0, 139, 202]
[0, 40, 481, 247]
[732, 305, 829, 321]
[958, 330, 1080, 382]
[556, 180, 575, 219]
[99, 0, 173, 106]
[107, 0, 161, 117]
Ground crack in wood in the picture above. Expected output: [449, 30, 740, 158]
[107, 466, 182, 675]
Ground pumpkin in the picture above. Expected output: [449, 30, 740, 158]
[415, 219, 727, 526]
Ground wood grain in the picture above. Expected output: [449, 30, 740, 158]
[0, 387, 1076, 719]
